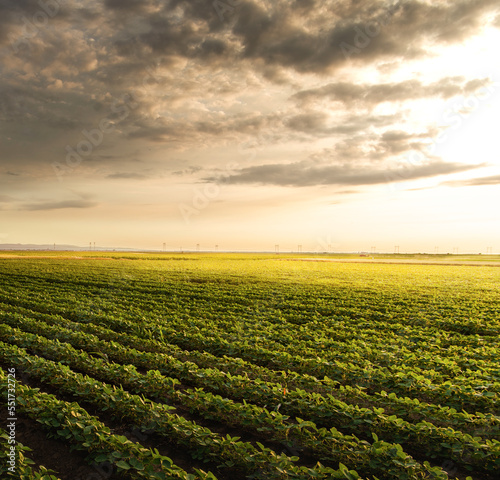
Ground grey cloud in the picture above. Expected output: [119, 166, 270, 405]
[464, 78, 492, 94]
[442, 174, 500, 187]
[124, 10, 232, 63]
[335, 189, 359, 195]
[104, 0, 500, 76]
[104, 0, 151, 12]
[0, 0, 46, 44]
[127, 117, 193, 142]
[126, 111, 282, 143]
[285, 112, 405, 138]
[163, 0, 228, 31]
[106, 172, 148, 180]
[6, 0, 497, 81]
[20, 200, 97, 211]
[172, 165, 203, 176]
[197, 38, 227, 57]
[376, 129, 438, 156]
[0, 0, 498, 182]
[0, 0, 73, 51]
[285, 112, 328, 133]
[227, 1, 500, 73]
[381, 130, 414, 142]
[208, 159, 482, 187]
[292, 0, 318, 11]
[0, 89, 31, 121]
[292, 77, 492, 106]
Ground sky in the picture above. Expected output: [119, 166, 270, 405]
[0, 0, 499, 253]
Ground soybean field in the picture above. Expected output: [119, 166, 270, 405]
[0, 252, 499, 480]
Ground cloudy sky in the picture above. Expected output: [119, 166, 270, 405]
[1, 0, 499, 252]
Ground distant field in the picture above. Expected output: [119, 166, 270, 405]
[0, 252, 498, 480]
[1, 250, 500, 265]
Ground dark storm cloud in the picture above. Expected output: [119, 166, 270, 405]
[103, 0, 149, 11]
[208, 159, 481, 187]
[227, 0, 500, 73]
[135, 19, 200, 57]
[292, 0, 318, 10]
[101, 1, 229, 63]
[97, 0, 500, 74]
[162, 0, 226, 27]
[0, 0, 47, 43]
[442, 174, 500, 187]
[20, 199, 97, 211]
[0, 0, 498, 187]
[0, 0, 73, 51]
[197, 38, 228, 56]
[3, 1, 500, 74]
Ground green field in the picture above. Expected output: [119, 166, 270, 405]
[0, 252, 498, 480]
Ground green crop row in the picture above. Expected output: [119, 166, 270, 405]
[1, 322, 498, 473]
[3, 286, 496, 368]
[0, 369, 217, 480]
[0, 255, 497, 480]
[1, 265, 498, 360]
[0, 341, 367, 480]
[2, 258, 497, 340]
[0, 307, 497, 415]
[0, 337, 449, 480]
[1, 305, 497, 437]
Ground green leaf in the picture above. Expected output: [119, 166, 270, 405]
[94, 454, 109, 463]
[116, 460, 131, 470]
[129, 458, 145, 471]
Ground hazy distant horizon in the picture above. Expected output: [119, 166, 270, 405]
[0, 243, 498, 256]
